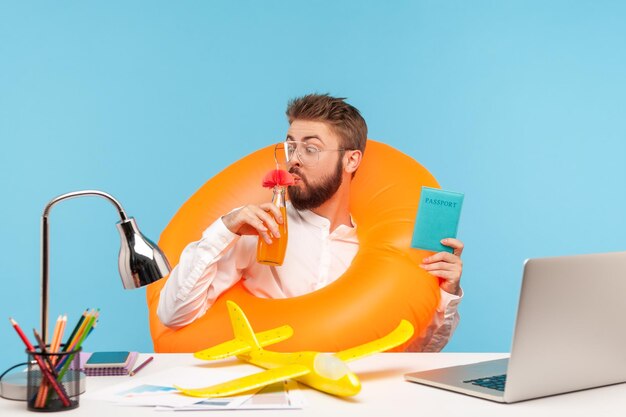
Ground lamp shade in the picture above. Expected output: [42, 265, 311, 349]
[40, 189, 171, 343]
[117, 217, 171, 289]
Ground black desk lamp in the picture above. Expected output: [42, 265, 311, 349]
[40, 190, 171, 342]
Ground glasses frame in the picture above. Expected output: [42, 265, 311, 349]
[274, 141, 352, 167]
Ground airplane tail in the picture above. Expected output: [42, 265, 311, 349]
[227, 300, 262, 350]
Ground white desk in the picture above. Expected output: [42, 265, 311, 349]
[2, 353, 625, 416]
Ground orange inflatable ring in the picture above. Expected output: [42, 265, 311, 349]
[147, 140, 441, 352]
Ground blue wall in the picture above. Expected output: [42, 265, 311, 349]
[2, 1, 625, 371]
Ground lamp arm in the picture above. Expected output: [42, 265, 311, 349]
[43, 190, 128, 221]
[41, 190, 129, 343]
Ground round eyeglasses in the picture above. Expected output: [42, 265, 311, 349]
[274, 141, 350, 167]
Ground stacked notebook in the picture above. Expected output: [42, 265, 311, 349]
[80, 351, 139, 376]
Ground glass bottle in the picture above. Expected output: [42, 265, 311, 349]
[256, 186, 288, 266]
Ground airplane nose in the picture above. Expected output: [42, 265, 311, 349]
[313, 353, 361, 396]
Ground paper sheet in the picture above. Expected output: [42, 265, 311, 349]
[83, 366, 256, 408]
[155, 380, 305, 411]
[83, 365, 304, 410]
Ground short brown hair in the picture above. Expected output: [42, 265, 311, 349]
[286, 94, 367, 154]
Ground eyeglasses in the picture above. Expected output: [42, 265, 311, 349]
[274, 141, 350, 167]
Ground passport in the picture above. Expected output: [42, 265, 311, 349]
[411, 186, 464, 253]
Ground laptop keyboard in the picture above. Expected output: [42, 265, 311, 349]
[463, 374, 507, 392]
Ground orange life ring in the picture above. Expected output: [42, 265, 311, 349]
[146, 140, 441, 352]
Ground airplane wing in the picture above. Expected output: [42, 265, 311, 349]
[194, 325, 294, 360]
[175, 364, 310, 398]
[335, 319, 414, 363]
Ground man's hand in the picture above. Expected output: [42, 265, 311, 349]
[222, 203, 284, 244]
[420, 238, 464, 296]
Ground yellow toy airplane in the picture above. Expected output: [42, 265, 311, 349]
[174, 301, 414, 398]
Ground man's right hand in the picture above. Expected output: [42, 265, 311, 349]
[222, 204, 284, 244]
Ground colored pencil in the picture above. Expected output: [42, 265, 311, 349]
[130, 356, 154, 376]
[65, 309, 92, 352]
[36, 315, 67, 408]
[61, 309, 87, 353]
[32, 329, 57, 376]
[56, 309, 99, 379]
[9, 318, 70, 407]
[49, 315, 61, 350]
[50, 315, 66, 355]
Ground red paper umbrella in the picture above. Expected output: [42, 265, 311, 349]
[262, 169, 295, 188]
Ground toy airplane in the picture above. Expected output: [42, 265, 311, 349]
[174, 300, 414, 398]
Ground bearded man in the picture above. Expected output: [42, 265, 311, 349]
[157, 94, 464, 351]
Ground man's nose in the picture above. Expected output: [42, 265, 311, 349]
[289, 151, 303, 168]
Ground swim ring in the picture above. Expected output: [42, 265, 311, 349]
[146, 140, 441, 352]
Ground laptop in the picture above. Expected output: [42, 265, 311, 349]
[405, 251, 626, 403]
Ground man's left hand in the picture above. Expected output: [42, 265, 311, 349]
[420, 238, 464, 296]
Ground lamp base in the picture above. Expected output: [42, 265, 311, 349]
[0, 371, 86, 401]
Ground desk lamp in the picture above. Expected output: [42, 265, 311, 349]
[40, 190, 171, 342]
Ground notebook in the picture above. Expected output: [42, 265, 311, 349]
[79, 351, 139, 376]
[405, 251, 626, 403]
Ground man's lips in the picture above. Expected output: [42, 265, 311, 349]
[288, 170, 304, 184]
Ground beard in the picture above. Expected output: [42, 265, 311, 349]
[288, 157, 344, 211]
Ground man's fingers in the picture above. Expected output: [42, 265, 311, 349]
[422, 251, 458, 264]
[259, 203, 284, 223]
[423, 269, 457, 280]
[419, 261, 457, 272]
[249, 207, 281, 238]
[225, 205, 282, 240]
[441, 238, 464, 256]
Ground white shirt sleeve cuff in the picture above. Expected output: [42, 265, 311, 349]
[438, 287, 463, 312]
[197, 217, 240, 256]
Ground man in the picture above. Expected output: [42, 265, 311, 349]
[158, 94, 464, 351]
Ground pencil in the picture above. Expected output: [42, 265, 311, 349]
[36, 315, 66, 408]
[130, 356, 154, 376]
[49, 315, 61, 351]
[32, 329, 57, 376]
[56, 310, 98, 377]
[9, 318, 71, 407]
[61, 309, 87, 352]
[50, 315, 66, 355]
[65, 309, 93, 352]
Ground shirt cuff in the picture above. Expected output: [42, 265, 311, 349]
[198, 217, 240, 255]
[438, 287, 463, 311]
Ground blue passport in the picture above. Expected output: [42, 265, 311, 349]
[411, 186, 464, 253]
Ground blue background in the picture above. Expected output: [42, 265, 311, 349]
[2, 1, 625, 372]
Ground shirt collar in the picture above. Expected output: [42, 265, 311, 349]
[288, 202, 358, 241]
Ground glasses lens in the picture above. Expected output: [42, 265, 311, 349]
[298, 144, 319, 166]
[277, 142, 320, 166]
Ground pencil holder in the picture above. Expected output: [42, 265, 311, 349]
[26, 346, 81, 412]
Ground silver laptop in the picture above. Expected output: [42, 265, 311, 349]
[405, 251, 626, 403]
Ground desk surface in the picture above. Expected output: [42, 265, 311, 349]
[2, 353, 625, 416]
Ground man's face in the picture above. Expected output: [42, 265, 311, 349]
[285, 120, 345, 211]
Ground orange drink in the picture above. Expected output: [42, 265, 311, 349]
[257, 205, 288, 265]
[257, 186, 288, 266]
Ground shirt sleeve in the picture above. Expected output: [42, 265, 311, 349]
[404, 287, 463, 352]
[156, 218, 251, 329]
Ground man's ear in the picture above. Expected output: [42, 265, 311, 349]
[344, 150, 362, 174]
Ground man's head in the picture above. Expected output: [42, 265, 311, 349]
[283, 94, 367, 211]
[286, 94, 368, 155]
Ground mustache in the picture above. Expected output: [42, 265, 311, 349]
[288, 167, 307, 183]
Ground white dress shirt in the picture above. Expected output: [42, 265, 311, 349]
[158, 202, 462, 351]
